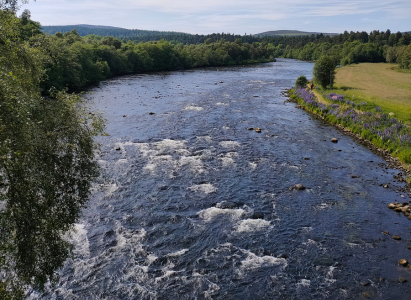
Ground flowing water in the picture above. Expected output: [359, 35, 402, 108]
[36, 59, 411, 299]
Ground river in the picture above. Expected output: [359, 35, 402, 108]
[36, 59, 411, 299]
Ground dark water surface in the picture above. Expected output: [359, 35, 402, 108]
[36, 59, 411, 299]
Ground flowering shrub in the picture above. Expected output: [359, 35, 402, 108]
[293, 88, 411, 163]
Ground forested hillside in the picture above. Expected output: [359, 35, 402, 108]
[270, 30, 411, 67]
[41, 24, 411, 70]
[42, 25, 191, 41]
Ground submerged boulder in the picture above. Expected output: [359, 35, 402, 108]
[290, 184, 305, 191]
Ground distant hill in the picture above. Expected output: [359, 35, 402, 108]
[69, 24, 123, 29]
[41, 24, 190, 39]
[256, 30, 339, 37]
[41, 24, 268, 44]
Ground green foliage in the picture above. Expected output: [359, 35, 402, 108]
[396, 45, 411, 70]
[313, 55, 336, 88]
[27, 33, 275, 91]
[0, 10, 104, 295]
[295, 75, 308, 88]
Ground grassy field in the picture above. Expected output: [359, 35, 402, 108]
[328, 63, 411, 123]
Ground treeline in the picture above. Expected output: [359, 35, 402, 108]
[267, 30, 411, 68]
[34, 31, 275, 91]
[42, 25, 262, 44]
[24, 26, 275, 92]
[41, 24, 411, 70]
[42, 25, 191, 40]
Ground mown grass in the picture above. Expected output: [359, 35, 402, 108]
[324, 63, 411, 124]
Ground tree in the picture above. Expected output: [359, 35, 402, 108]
[295, 75, 308, 88]
[0, 11, 104, 298]
[313, 55, 336, 89]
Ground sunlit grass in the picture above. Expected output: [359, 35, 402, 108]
[325, 63, 411, 124]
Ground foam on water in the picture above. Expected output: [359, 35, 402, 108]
[215, 102, 228, 106]
[219, 152, 238, 167]
[114, 221, 147, 249]
[297, 279, 311, 287]
[114, 158, 129, 174]
[315, 203, 332, 210]
[179, 156, 206, 174]
[197, 207, 245, 222]
[303, 239, 317, 246]
[240, 250, 287, 270]
[188, 183, 217, 194]
[104, 183, 119, 196]
[98, 159, 108, 168]
[133, 139, 207, 175]
[64, 224, 90, 259]
[301, 226, 313, 233]
[196, 136, 212, 142]
[143, 155, 175, 174]
[220, 156, 235, 167]
[184, 105, 203, 111]
[249, 162, 257, 170]
[325, 266, 337, 285]
[234, 219, 272, 233]
[167, 249, 189, 257]
[219, 141, 240, 149]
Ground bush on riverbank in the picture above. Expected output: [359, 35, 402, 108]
[290, 88, 411, 164]
[295, 75, 308, 88]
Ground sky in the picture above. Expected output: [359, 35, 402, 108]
[20, 0, 411, 35]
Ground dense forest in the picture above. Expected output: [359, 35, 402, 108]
[42, 25, 263, 44]
[17, 20, 275, 92]
[42, 24, 411, 70]
[42, 25, 193, 42]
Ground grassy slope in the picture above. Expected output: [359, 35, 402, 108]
[330, 63, 411, 123]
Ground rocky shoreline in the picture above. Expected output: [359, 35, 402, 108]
[283, 89, 411, 200]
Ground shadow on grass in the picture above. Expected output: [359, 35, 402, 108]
[391, 66, 411, 74]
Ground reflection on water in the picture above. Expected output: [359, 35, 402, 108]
[35, 59, 411, 299]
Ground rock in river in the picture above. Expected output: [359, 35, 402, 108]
[392, 235, 401, 240]
[387, 203, 396, 209]
[251, 212, 265, 219]
[254, 127, 261, 133]
[360, 280, 370, 286]
[399, 259, 408, 266]
[399, 277, 408, 283]
[290, 184, 305, 191]
[331, 138, 338, 143]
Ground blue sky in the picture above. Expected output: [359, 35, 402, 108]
[20, 0, 411, 34]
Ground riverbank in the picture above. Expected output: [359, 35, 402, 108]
[287, 87, 411, 197]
